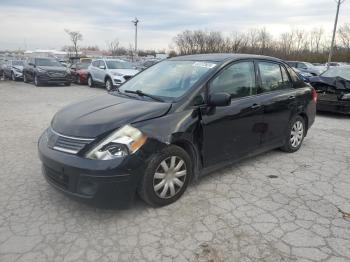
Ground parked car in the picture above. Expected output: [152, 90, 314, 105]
[286, 61, 324, 76]
[23, 57, 71, 86]
[70, 62, 89, 84]
[293, 68, 313, 82]
[137, 59, 159, 71]
[309, 65, 350, 114]
[38, 53, 316, 207]
[87, 59, 139, 90]
[0, 60, 7, 79]
[3, 60, 24, 80]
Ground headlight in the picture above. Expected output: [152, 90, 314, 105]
[340, 93, 350, 101]
[37, 67, 47, 73]
[86, 125, 147, 160]
[111, 72, 123, 76]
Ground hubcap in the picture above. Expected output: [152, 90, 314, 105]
[153, 156, 187, 199]
[106, 80, 111, 90]
[290, 120, 304, 148]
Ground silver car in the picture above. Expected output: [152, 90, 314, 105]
[87, 59, 139, 90]
[3, 60, 25, 80]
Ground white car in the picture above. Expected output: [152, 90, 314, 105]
[87, 59, 139, 90]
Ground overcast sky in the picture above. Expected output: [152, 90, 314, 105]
[0, 0, 350, 51]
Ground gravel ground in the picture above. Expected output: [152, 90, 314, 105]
[0, 80, 350, 262]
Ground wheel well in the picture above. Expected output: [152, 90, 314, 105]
[172, 140, 199, 180]
[104, 75, 112, 82]
[299, 113, 309, 134]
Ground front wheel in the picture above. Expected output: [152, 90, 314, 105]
[105, 78, 113, 91]
[138, 145, 192, 207]
[280, 116, 306, 153]
[34, 75, 41, 86]
[87, 75, 94, 88]
[23, 73, 28, 83]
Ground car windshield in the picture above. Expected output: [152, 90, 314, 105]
[36, 58, 63, 67]
[321, 67, 350, 80]
[76, 63, 89, 69]
[13, 61, 24, 66]
[118, 60, 218, 100]
[106, 60, 133, 69]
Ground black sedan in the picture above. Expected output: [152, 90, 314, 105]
[38, 54, 316, 207]
[309, 65, 350, 114]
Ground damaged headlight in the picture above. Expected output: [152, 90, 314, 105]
[340, 93, 350, 101]
[86, 125, 147, 160]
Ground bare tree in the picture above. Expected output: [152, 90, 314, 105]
[107, 38, 120, 56]
[64, 29, 83, 57]
[338, 24, 350, 53]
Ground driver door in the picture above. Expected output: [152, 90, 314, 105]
[200, 60, 264, 167]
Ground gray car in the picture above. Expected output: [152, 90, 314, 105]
[286, 61, 324, 76]
[3, 60, 24, 80]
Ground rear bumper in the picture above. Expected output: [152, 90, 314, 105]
[38, 132, 146, 208]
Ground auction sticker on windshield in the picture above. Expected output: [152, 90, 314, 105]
[192, 62, 217, 69]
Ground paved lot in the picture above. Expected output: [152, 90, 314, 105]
[0, 80, 350, 262]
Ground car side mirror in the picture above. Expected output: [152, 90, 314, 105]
[99, 65, 106, 70]
[208, 92, 231, 107]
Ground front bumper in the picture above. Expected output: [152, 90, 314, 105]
[37, 73, 71, 84]
[38, 133, 146, 207]
[317, 94, 350, 115]
[13, 71, 23, 78]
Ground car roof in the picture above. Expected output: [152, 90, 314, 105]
[170, 53, 282, 63]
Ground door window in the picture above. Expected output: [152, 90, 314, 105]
[92, 60, 100, 67]
[209, 61, 256, 98]
[258, 62, 291, 92]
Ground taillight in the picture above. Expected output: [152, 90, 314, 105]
[312, 88, 317, 103]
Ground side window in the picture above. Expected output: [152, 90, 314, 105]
[92, 60, 99, 67]
[209, 61, 256, 98]
[280, 65, 292, 88]
[258, 62, 287, 92]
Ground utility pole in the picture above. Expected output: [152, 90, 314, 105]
[132, 17, 139, 56]
[328, 0, 346, 67]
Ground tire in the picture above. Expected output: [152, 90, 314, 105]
[87, 75, 94, 88]
[34, 74, 41, 86]
[11, 72, 16, 81]
[105, 78, 113, 91]
[65, 82, 71, 86]
[280, 115, 306, 153]
[23, 73, 28, 83]
[138, 145, 192, 207]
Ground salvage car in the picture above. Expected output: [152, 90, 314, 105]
[38, 54, 317, 207]
[309, 65, 350, 114]
[23, 57, 71, 86]
[70, 62, 89, 84]
[287, 61, 324, 76]
[87, 59, 139, 90]
[3, 60, 24, 80]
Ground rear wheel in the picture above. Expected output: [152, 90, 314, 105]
[87, 75, 94, 88]
[105, 78, 113, 91]
[65, 82, 71, 86]
[138, 145, 192, 207]
[280, 115, 305, 153]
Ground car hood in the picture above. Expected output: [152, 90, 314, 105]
[38, 66, 66, 72]
[309, 76, 350, 93]
[108, 69, 139, 76]
[51, 94, 171, 138]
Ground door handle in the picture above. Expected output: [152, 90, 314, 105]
[250, 103, 261, 109]
[288, 95, 296, 100]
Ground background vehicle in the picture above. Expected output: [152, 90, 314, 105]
[309, 65, 350, 114]
[23, 57, 71, 86]
[137, 59, 159, 71]
[39, 54, 316, 207]
[287, 61, 324, 76]
[3, 60, 24, 80]
[0, 60, 7, 79]
[70, 62, 90, 84]
[293, 68, 313, 82]
[87, 59, 139, 90]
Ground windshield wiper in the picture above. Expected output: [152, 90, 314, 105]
[124, 90, 164, 102]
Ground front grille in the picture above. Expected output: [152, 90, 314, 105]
[123, 75, 132, 81]
[48, 71, 66, 77]
[47, 128, 94, 154]
[44, 166, 69, 189]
